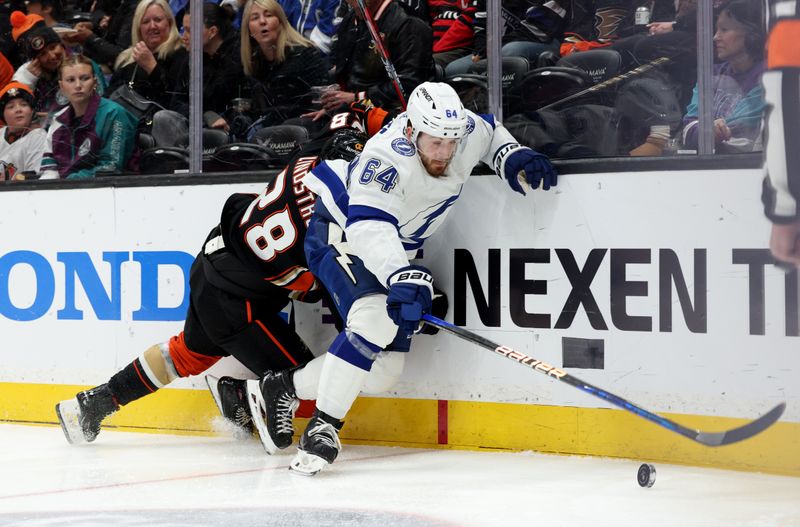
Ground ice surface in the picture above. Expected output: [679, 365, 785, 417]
[0, 424, 797, 527]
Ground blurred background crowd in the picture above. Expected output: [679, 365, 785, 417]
[0, 0, 767, 180]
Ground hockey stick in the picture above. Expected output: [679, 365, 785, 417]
[421, 314, 786, 447]
[353, 0, 407, 109]
[537, 56, 671, 112]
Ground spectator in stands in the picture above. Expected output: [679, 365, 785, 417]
[240, 0, 327, 126]
[10, 11, 66, 115]
[64, 0, 138, 71]
[277, 0, 340, 54]
[40, 55, 138, 179]
[680, 0, 766, 152]
[108, 0, 189, 114]
[181, 2, 244, 131]
[610, 0, 698, 107]
[11, 11, 109, 119]
[146, 1, 244, 148]
[446, 0, 565, 76]
[430, 0, 475, 71]
[310, 0, 433, 117]
[24, 0, 66, 28]
[0, 82, 47, 181]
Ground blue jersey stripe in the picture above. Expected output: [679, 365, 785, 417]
[346, 204, 399, 228]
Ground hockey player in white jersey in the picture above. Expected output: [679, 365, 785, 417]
[245, 82, 557, 475]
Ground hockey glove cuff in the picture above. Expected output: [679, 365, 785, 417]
[386, 265, 434, 334]
[495, 143, 558, 195]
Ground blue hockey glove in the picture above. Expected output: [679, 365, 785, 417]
[386, 265, 434, 334]
[497, 145, 557, 195]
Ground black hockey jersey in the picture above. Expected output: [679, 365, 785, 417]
[213, 154, 323, 302]
[201, 101, 388, 302]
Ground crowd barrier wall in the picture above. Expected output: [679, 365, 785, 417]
[0, 167, 797, 475]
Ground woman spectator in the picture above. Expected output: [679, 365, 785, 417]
[0, 82, 47, 181]
[680, 0, 766, 151]
[108, 0, 189, 114]
[240, 0, 327, 127]
[40, 55, 138, 179]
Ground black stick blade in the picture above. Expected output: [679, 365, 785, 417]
[693, 402, 786, 446]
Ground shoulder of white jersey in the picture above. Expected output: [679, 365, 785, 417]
[464, 109, 497, 135]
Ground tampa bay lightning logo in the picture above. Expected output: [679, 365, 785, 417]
[391, 137, 416, 157]
[465, 116, 475, 135]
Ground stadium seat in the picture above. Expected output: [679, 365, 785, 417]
[467, 56, 531, 91]
[206, 143, 281, 172]
[251, 124, 310, 164]
[139, 147, 190, 175]
[445, 75, 489, 114]
[555, 49, 623, 84]
[512, 67, 591, 112]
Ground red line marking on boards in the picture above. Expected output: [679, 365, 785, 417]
[438, 400, 448, 445]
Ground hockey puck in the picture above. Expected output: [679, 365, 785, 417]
[637, 463, 656, 487]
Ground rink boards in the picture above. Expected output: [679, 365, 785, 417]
[0, 169, 797, 475]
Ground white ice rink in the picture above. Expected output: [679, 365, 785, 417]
[0, 423, 798, 527]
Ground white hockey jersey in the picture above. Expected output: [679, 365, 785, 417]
[0, 127, 47, 180]
[304, 109, 521, 286]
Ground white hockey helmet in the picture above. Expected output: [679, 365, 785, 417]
[406, 82, 468, 143]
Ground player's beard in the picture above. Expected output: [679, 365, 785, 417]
[418, 151, 450, 178]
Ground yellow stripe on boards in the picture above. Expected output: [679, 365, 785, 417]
[1, 383, 797, 475]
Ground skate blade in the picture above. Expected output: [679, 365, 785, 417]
[289, 450, 329, 476]
[245, 379, 279, 455]
[55, 399, 87, 445]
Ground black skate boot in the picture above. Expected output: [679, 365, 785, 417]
[206, 375, 254, 436]
[289, 410, 343, 476]
[55, 384, 119, 444]
[246, 370, 299, 454]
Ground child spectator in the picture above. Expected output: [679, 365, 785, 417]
[40, 55, 138, 179]
[0, 82, 47, 180]
[11, 11, 109, 119]
[10, 11, 66, 115]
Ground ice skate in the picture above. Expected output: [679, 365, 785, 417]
[55, 384, 119, 444]
[206, 375, 254, 435]
[289, 410, 343, 476]
[246, 370, 299, 454]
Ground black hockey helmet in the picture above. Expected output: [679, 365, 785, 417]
[320, 128, 367, 162]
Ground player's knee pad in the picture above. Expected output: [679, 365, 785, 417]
[346, 294, 397, 348]
[141, 343, 180, 386]
[328, 329, 382, 371]
[362, 352, 405, 394]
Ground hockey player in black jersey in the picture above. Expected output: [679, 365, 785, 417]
[55, 125, 370, 445]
